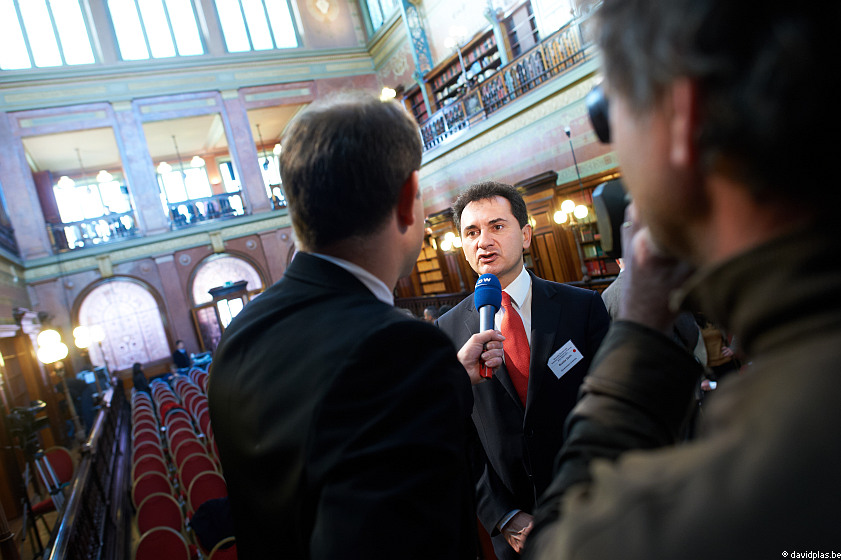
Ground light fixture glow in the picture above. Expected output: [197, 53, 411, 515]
[380, 87, 396, 101]
[190, 155, 205, 168]
[560, 199, 576, 214]
[157, 161, 172, 174]
[96, 170, 113, 183]
[553, 210, 567, 224]
[37, 329, 62, 348]
[73, 326, 91, 349]
[573, 204, 589, 219]
[57, 176, 75, 189]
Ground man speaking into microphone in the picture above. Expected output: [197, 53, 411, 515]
[437, 182, 610, 559]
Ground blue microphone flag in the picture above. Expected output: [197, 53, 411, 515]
[474, 274, 502, 312]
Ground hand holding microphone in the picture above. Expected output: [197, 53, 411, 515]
[457, 274, 505, 385]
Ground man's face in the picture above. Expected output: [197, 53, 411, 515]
[459, 195, 532, 289]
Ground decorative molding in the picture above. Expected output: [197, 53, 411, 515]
[96, 255, 114, 278]
[209, 231, 225, 253]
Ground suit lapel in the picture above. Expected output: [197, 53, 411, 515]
[526, 276, 564, 415]
[464, 294, 521, 408]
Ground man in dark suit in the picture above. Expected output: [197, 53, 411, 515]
[437, 182, 610, 559]
[172, 339, 191, 369]
[208, 93, 503, 559]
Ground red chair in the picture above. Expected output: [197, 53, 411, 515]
[164, 408, 193, 429]
[30, 446, 76, 519]
[134, 526, 191, 560]
[132, 471, 174, 509]
[178, 453, 217, 498]
[168, 427, 200, 456]
[197, 409, 212, 436]
[133, 416, 158, 433]
[133, 430, 162, 450]
[132, 440, 166, 464]
[131, 454, 168, 484]
[174, 439, 207, 468]
[137, 492, 184, 535]
[187, 470, 228, 516]
[166, 420, 195, 442]
[207, 536, 237, 560]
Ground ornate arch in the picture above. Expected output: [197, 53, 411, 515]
[74, 276, 170, 372]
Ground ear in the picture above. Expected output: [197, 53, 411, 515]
[396, 171, 420, 230]
[669, 78, 699, 168]
[521, 222, 533, 250]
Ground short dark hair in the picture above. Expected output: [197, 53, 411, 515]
[451, 181, 529, 234]
[279, 92, 422, 250]
[596, 0, 840, 207]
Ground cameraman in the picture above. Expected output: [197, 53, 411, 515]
[525, 0, 841, 557]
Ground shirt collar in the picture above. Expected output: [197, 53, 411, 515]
[503, 267, 531, 310]
[309, 253, 394, 306]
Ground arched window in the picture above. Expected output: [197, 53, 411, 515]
[190, 254, 264, 352]
[77, 278, 170, 371]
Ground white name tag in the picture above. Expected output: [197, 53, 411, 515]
[548, 340, 584, 379]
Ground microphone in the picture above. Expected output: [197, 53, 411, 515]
[474, 274, 502, 332]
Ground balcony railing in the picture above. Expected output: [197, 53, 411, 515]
[420, 17, 594, 152]
[48, 211, 140, 252]
[168, 191, 246, 229]
[44, 383, 132, 559]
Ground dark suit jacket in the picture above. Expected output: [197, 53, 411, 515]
[437, 272, 609, 559]
[172, 349, 191, 369]
[208, 253, 476, 559]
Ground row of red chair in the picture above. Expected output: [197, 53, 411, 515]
[131, 388, 227, 560]
[188, 366, 210, 393]
[131, 381, 233, 559]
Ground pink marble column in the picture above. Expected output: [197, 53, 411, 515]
[0, 112, 53, 259]
[154, 254, 200, 351]
[222, 96, 271, 214]
[113, 106, 171, 235]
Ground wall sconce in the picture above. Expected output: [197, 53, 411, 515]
[440, 231, 462, 252]
[36, 329, 68, 365]
[74, 325, 108, 374]
[554, 126, 591, 227]
[37, 329, 86, 442]
[380, 87, 396, 101]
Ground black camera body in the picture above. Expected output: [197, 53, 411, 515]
[6, 401, 50, 459]
[592, 179, 629, 259]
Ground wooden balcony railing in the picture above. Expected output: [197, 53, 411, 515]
[44, 383, 132, 559]
[420, 17, 594, 152]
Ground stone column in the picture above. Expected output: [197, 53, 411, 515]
[112, 102, 171, 235]
[221, 92, 271, 215]
[0, 113, 52, 259]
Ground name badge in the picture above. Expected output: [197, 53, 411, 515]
[548, 340, 583, 379]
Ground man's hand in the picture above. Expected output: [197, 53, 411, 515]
[618, 204, 695, 333]
[457, 330, 505, 385]
[502, 511, 533, 553]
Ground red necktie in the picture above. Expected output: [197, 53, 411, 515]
[500, 291, 530, 406]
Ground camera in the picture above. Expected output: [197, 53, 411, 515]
[592, 179, 629, 259]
